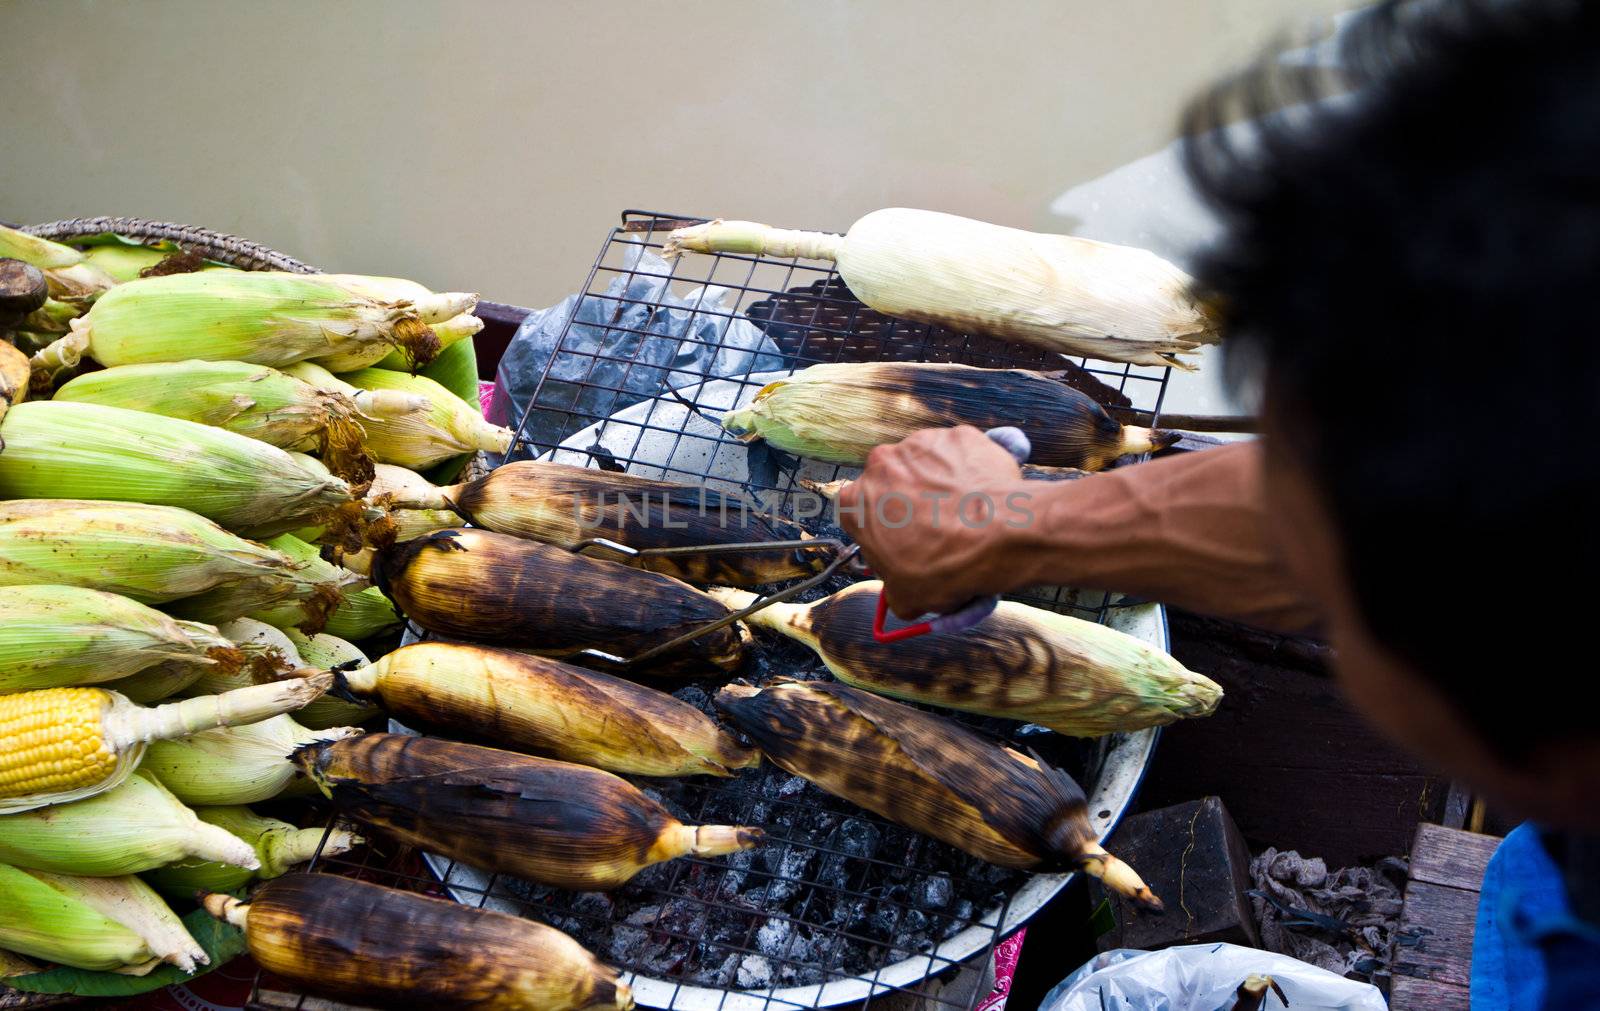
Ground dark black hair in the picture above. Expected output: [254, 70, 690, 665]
[1182, 0, 1600, 761]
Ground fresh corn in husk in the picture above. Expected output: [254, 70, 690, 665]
[99, 662, 211, 705]
[664, 209, 1218, 368]
[145, 806, 361, 898]
[338, 642, 757, 777]
[321, 585, 402, 642]
[308, 275, 478, 372]
[144, 714, 361, 807]
[203, 875, 633, 1010]
[0, 771, 258, 876]
[0, 499, 305, 604]
[718, 678, 1161, 909]
[375, 529, 748, 676]
[0, 401, 363, 537]
[0, 224, 116, 303]
[0, 340, 29, 430]
[282, 629, 380, 728]
[0, 585, 241, 693]
[0, 864, 206, 974]
[721, 362, 1175, 469]
[373, 312, 484, 371]
[290, 364, 511, 469]
[33, 271, 475, 374]
[77, 240, 234, 283]
[297, 734, 762, 891]
[709, 581, 1222, 737]
[54, 360, 427, 484]
[391, 460, 831, 587]
[359, 462, 464, 546]
[0, 673, 332, 814]
[21, 298, 80, 336]
[173, 534, 365, 633]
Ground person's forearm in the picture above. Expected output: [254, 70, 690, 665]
[1006, 442, 1322, 634]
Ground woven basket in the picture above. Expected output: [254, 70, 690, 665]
[22, 217, 317, 274]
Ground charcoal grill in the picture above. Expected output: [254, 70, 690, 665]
[253, 210, 1178, 1011]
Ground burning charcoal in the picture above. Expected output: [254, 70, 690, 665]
[920, 874, 954, 909]
[835, 819, 881, 859]
[775, 774, 808, 798]
[952, 899, 976, 923]
[737, 954, 774, 988]
[755, 918, 794, 958]
[671, 684, 715, 710]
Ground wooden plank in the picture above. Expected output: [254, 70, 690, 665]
[1410, 824, 1499, 891]
[1394, 879, 1478, 988]
[1390, 974, 1470, 1011]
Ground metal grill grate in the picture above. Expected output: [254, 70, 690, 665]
[251, 210, 1175, 1011]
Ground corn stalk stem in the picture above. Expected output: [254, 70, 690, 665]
[662, 220, 843, 262]
[31, 329, 88, 373]
[105, 671, 331, 749]
[200, 892, 249, 929]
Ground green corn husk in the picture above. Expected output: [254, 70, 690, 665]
[54, 361, 426, 485]
[0, 585, 241, 693]
[99, 662, 210, 705]
[22, 298, 81, 336]
[0, 224, 84, 270]
[0, 864, 205, 974]
[184, 618, 309, 695]
[282, 630, 380, 728]
[77, 241, 234, 283]
[33, 272, 476, 374]
[172, 535, 365, 633]
[0, 401, 361, 537]
[143, 715, 362, 807]
[321, 586, 402, 642]
[0, 772, 258, 876]
[0, 499, 303, 604]
[307, 275, 478, 372]
[374, 313, 483, 372]
[144, 807, 360, 898]
[288, 364, 510, 469]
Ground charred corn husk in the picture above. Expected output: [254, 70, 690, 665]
[375, 528, 748, 676]
[0, 340, 30, 430]
[0, 864, 206, 974]
[391, 460, 830, 587]
[33, 271, 475, 374]
[204, 874, 633, 1010]
[709, 581, 1221, 736]
[664, 209, 1218, 369]
[0, 585, 241, 693]
[145, 714, 361, 807]
[145, 807, 360, 898]
[173, 534, 365, 633]
[0, 499, 305, 604]
[374, 311, 484, 371]
[292, 364, 512, 469]
[717, 678, 1162, 910]
[0, 672, 332, 814]
[0, 771, 257, 876]
[0, 402, 362, 537]
[297, 734, 763, 890]
[321, 585, 402, 642]
[54, 361, 427, 484]
[339, 643, 757, 776]
[720, 362, 1174, 469]
[282, 630, 380, 728]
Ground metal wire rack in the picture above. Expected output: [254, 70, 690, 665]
[251, 209, 1175, 1011]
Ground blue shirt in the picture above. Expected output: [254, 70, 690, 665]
[1471, 823, 1600, 1009]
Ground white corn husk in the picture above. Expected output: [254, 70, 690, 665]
[143, 714, 361, 806]
[143, 806, 361, 898]
[310, 275, 479, 371]
[329, 367, 511, 469]
[0, 864, 204, 974]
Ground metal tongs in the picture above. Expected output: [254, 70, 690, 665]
[568, 427, 1031, 668]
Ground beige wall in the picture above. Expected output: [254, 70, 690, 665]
[4, 0, 1347, 313]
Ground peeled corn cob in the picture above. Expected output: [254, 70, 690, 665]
[664, 209, 1218, 368]
[54, 361, 427, 484]
[709, 581, 1222, 737]
[374, 311, 484, 371]
[390, 460, 830, 587]
[0, 864, 206, 974]
[283, 630, 380, 728]
[721, 362, 1174, 469]
[145, 807, 361, 898]
[0, 771, 258, 876]
[173, 534, 365, 633]
[204, 875, 633, 1010]
[375, 528, 748, 676]
[338, 642, 757, 776]
[0, 585, 241, 693]
[0, 401, 363, 538]
[321, 585, 402, 642]
[0, 672, 332, 814]
[297, 734, 763, 890]
[718, 678, 1161, 909]
[145, 714, 361, 807]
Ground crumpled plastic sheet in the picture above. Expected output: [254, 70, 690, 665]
[490, 241, 785, 460]
[1041, 942, 1387, 1011]
[1249, 847, 1408, 981]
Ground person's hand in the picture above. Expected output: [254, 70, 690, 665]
[837, 426, 1032, 619]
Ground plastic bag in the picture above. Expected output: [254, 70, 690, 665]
[1041, 943, 1386, 1011]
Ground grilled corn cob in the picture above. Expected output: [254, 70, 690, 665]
[54, 360, 427, 484]
[290, 364, 512, 469]
[283, 630, 381, 728]
[390, 460, 830, 587]
[0, 340, 29, 430]
[145, 807, 361, 898]
[0, 401, 362, 537]
[0, 864, 206, 974]
[708, 582, 1222, 737]
[0, 672, 332, 814]
[297, 734, 763, 890]
[664, 209, 1218, 368]
[33, 271, 475, 374]
[0, 585, 241, 693]
[717, 678, 1162, 909]
[203, 874, 633, 1009]
[721, 362, 1173, 469]
[0, 771, 258, 876]
[145, 714, 361, 807]
[338, 642, 757, 776]
[375, 528, 748, 675]
[173, 534, 365, 632]
[373, 311, 484, 371]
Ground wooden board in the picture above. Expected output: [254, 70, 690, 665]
[1409, 823, 1499, 891]
[1390, 974, 1470, 1011]
[1390, 823, 1500, 1010]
